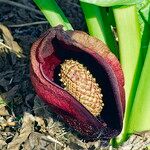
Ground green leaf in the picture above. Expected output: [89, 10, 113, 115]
[80, 0, 143, 6]
[112, 4, 150, 146]
[112, 5, 142, 145]
[33, 0, 73, 30]
[136, 0, 150, 61]
[128, 41, 150, 133]
[127, 1, 150, 134]
[80, 2, 119, 57]
[140, 1, 150, 24]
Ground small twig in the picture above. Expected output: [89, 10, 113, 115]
[0, 41, 11, 50]
[57, 132, 67, 138]
[42, 135, 64, 147]
[54, 143, 57, 150]
[7, 21, 49, 28]
[0, 0, 42, 15]
[48, 122, 57, 129]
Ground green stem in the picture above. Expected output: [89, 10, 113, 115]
[33, 0, 73, 30]
[140, 18, 150, 61]
[80, 2, 119, 57]
[128, 14, 150, 133]
[112, 5, 142, 145]
[128, 41, 150, 133]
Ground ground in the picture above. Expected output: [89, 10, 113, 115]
[0, 0, 150, 150]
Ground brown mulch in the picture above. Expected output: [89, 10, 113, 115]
[0, 0, 150, 150]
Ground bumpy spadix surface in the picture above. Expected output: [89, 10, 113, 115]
[60, 59, 104, 116]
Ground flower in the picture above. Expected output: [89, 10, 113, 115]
[30, 26, 125, 140]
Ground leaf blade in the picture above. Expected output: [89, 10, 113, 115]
[80, 0, 144, 7]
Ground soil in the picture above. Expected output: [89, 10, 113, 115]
[0, 0, 150, 150]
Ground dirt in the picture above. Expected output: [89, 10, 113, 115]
[0, 0, 150, 150]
